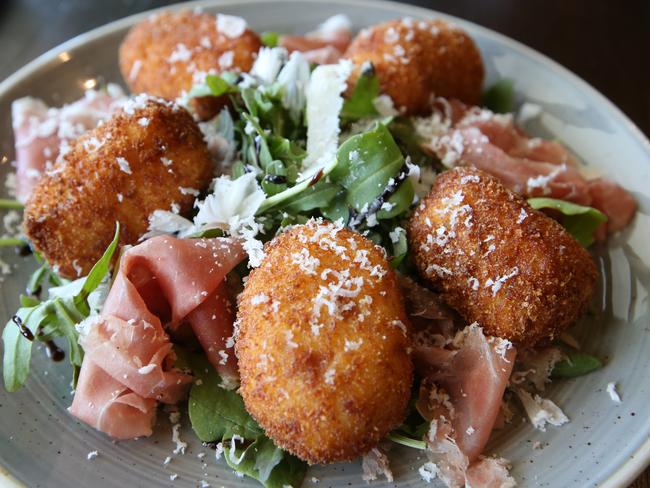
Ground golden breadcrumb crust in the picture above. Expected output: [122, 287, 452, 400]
[23, 99, 213, 278]
[236, 220, 413, 464]
[119, 10, 261, 100]
[345, 18, 484, 114]
[408, 167, 597, 346]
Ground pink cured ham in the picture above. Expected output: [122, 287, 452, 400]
[417, 324, 516, 461]
[437, 126, 592, 204]
[69, 236, 245, 439]
[400, 271, 516, 475]
[587, 178, 637, 233]
[414, 324, 516, 487]
[11, 87, 125, 203]
[429, 104, 637, 235]
[186, 282, 239, 387]
[105, 237, 244, 327]
[279, 21, 352, 65]
[70, 360, 157, 440]
[77, 315, 191, 404]
[425, 416, 515, 488]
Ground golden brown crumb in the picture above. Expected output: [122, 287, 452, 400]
[23, 98, 213, 278]
[119, 11, 261, 105]
[236, 220, 413, 464]
[345, 18, 484, 114]
[408, 167, 597, 346]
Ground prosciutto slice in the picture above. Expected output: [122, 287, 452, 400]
[70, 360, 157, 440]
[11, 86, 125, 203]
[417, 324, 516, 461]
[279, 15, 352, 65]
[186, 282, 239, 387]
[69, 236, 245, 439]
[414, 324, 517, 487]
[427, 103, 637, 235]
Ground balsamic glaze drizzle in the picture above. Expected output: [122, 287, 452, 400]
[11, 315, 65, 361]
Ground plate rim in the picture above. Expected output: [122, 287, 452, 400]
[1, 0, 649, 486]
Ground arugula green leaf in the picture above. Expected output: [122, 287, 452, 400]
[387, 405, 429, 450]
[552, 351, 603, 378]
[261, 31, 280, 48]
[2, 310, 35, 392]
[74, 223, 120, 314]
[0, 199, 23, 210]
[321, 196, 350, 223]
[389, 227, 408, 268]
[341, 64, 380, 121]
[20, 295, 40, 308]
[332, 123, 406, 212]
[25, 263, 48, 295]
[482, 78, 514, 113]
[376, 179, 414, 219]
[0, 238, 24, 247]
[2, 223, 121, 392]
[527, 197, 607, 247]
[267, 135, 307, 167]
[189, 74, 239, 99]
[186, 353, 262, 441]
[207, 75, 234, 97]
[386, 432, 426, 450]
[388, 118, 433, 166]
[261, 160, 289, 197]
[180, 349, 307, 488]
[280, 181, 339, 213]
[224, 436, 307, 488]
[257, 157, 339, 213]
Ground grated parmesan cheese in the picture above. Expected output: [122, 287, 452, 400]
[115, 157, 132, 174]
[606, 382, 622, 403]
[419, 462, 438, 483]
[517, 208, 528, 224]
[344, 338, 363, 351]
[216, 14, 247, 38]
[168, 43, 193, 64]
[171, 423, 187, 455]
[515, 388, 569, 431]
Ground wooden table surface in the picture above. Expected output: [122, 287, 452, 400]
[0, 0, 648, 486]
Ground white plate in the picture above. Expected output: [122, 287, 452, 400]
[1, 1, 649, 487]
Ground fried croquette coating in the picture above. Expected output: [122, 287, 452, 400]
[119, 11, 261, 101]
[408, 167, 597, 346]
[345, 18, 484, 114]
[24, 97, 213, 278]
[236, 220, 413, 464]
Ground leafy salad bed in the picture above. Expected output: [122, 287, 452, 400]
[0, 44, 608, 487]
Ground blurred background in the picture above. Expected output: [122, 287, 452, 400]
[1, 0, 648, 136]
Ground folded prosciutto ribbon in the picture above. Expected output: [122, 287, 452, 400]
[11, 88, 126, 203]
[402, 279, 517, 487]
[428, 100, 637, 237]
[69, 236, 246, 439]
[415, 325, 517, 488]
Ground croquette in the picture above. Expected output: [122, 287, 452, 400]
[236, 219, 413, 464]
[23, 96, 213, 278]
[345, 18, 484, 115]
[119, 10, 261, 101]
[408, 167, 597, 346]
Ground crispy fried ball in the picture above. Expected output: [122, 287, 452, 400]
[119, 10, 261, 101]
[236, 220, 413, 464]
[24, 97, 213, 278]
[345, 18, 484, 114]
[408, 167, 597, 346]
